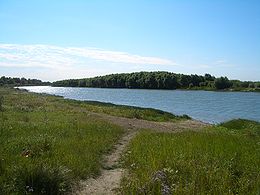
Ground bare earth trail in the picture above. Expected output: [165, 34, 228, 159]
[75, 112, 210, 195]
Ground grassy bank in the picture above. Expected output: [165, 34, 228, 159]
[121, 120, 260, 194]
[0, 87, 125, 194]
[0, 87, 188, 194]
[19, 88, 190, 122]
[71, 100, 190, 122]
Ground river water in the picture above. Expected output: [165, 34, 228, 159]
[20, 86, 260, 124]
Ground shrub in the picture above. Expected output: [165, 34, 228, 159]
[240, 82, 250, 88]
[248, 83, 255, 88]
[214, 77, 232, 89]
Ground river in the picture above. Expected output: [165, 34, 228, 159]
[19, 86, 260, 124]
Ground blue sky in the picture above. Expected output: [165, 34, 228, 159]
[0, 0, 259, 81]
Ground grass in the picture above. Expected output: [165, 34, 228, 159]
[0, 87, 124, 194]
[220, 119, 260, 136]
[2, 86, 258, 194]
[19, 87, 190, 122]
[0, 87, 188, 194]
[121, 120, 260, 194]
[62, 99, 190, 122]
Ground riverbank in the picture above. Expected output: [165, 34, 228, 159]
[0, 87, 194, 194]
[0, 87, 259, 194]
[179, 86, 260, 92]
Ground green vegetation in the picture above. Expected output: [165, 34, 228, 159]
[121, 120, 260, 194]
[0, 87, 124, 194]
[71, 100, 190, 122]
[1, 87, 259, 194]
[52, 71, 260, 91]
[0, 95, 3, 112]
[0, 87, 187, 194]
[0, 76, 50, 86]
[214, 76, 232, 89]
[2, 73, 260, 92]
[220, 119, 260, 136]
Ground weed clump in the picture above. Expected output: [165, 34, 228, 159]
[12, 164, 72, 194]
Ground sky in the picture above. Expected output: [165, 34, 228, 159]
[0, 0, 260, 81]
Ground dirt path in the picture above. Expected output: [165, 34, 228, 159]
[75, 129, 137, 195]
[93, 112, 210, 132]
[75, 113, 210, 194]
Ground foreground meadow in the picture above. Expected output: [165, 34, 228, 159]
[121, 119, 260, 194]
[0, 87, 187, 194]
[0, 87, 125, 194]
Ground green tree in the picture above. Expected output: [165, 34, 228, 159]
[214, 77, 232, 89]
[204, 73, 215, 81]
[78, 80, 86, 87]
[248, 83, 255, 88]
[51, 71, 259, 90]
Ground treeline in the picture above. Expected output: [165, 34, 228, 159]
[0, 76, 51, 86]
[52, 71, 260, 91]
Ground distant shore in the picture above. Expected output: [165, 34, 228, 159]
[51, 71, 260, 92]
[18, 85, 260, 93]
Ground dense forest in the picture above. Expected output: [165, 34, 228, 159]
[0, 76, 50, 86]
[52, 71, 260, 91]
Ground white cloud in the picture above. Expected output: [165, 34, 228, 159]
[214, 59, 227, 64]
[0, 44, 176, 69]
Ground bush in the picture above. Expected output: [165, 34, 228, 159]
[248, 83, 255, 88]
[214, 77, 232, 89]
[240, 82, 250, 88]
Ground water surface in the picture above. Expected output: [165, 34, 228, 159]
[20, 86, 260, 124]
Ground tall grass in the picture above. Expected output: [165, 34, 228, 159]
[0, 87, 124, 194]
[220, 118, 260, 136]
[121, 123, 260, 194]
[0, 95, 3, 111]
